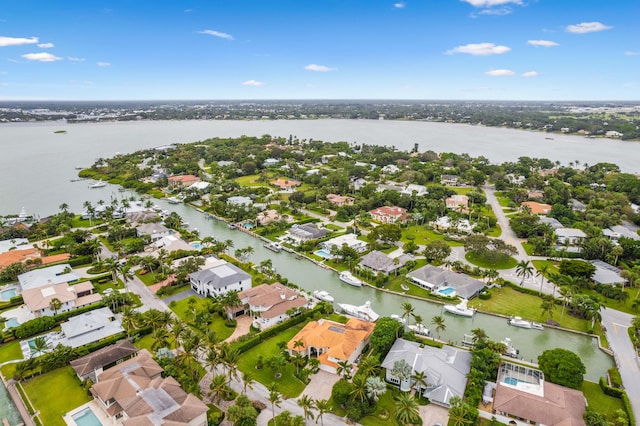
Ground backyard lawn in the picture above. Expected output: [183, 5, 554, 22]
[401, 227, 464, 247]
[23, 367, 91, 426]
[170, 296, 236, 341]
[465, 252, 518, 270]
[135, 270, 161, 286]
[581, 380, 626, 422]
[235, 174, 271, 187]
[237, 324, 306, 398]
[467, 286, 591, 332]
[0, 340, 22, 363]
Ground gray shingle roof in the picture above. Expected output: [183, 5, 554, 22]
[407, 265, 485, 299]
[189, 263, 251, 289]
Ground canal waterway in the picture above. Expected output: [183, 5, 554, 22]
[0, 379, 22, 426]
[0, 120, 619, 381]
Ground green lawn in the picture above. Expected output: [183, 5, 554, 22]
[401, 227, 464, 247]
[359, 386, 401, 426]
[581, 380, 625, 421]
[531, 260, 559, 276]
[235, 175, 271, 187]
[485, 224, 501, 238]
[237, 324, 306, 398]
[522, 243, 535, 256]
[169, 296, 235, 341]
[71, 216, 105, 228]
[496, 196, 512, 207]
[447, 187, 473, 195]
[468, 287, 590, 332]
[1, 362, 17, 380]
[0, 340, 22, 363]
[465, 252, 518, 270]
[23, 367, 91, 426]
[135, 270, 162, 286]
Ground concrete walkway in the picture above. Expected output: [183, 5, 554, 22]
[4, 379, 36, 426]
[601, 308, 640, 424]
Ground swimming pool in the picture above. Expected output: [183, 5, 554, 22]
[0, 288, 17, 301]
[503, 377, 522, 386]
[243, 222, 254, 229]
[72, 407, 103, 426]
[4, 318, 19, 329]
[314, 249, 333, 259]
[437, 287, 455, 296]
[190, 242, 203, 250]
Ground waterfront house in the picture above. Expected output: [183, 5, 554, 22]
[227, 196, 253, 208]
[321, 233, 368, 253]
[407, 265, 485, 299]
[189, 261, 251, 298]
[235, 283, 309, 330]
[18, 263, 80, 291]
[492, 362, 586, 426]
[59, 307, 124, 348]
[22, 281, 101, 317]
[369, 206, 408, 224]
[382, 339, 471, 407]
[326, 194, 355, 207]
[71, 340, 138, 382]
[358, 250, 411, 275]
[90, 349, 208, 425]
[168, 174, 200, 189]
[286, 223, 328, 244]
[287, 318, 375, 374]
[136, 222, 170, 242]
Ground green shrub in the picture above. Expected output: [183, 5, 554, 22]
[608, 368, 623, 388]
[479, 290, 492, 300]
[599, 377, 624, 398]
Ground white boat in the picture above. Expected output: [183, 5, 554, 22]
[339, 271, 363, 287]
[508, 316, 544, 330]
[313, 290, 334, 303]
[407, 323, 430, 337]
[337, 301, 379, 322]
[390, 314, 406, 324]
[502, 338, 520, 358]
[167, 197, 182, 204]
[443, 299, 476, 317]
[88, 181, 107, 189]
[264, 242, 282, 253]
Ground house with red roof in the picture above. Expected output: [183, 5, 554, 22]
[369, 206, 408, 224]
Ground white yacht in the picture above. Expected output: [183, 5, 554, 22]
[443, 299, 476, 317]
[337, 301, 379, 322]
[88, 181, 107, 189]
[390, 314, 406, 324]
[312, 290, 334, 303]
[166, 196, 182, 204]
[407, 323, 430, 337]
[264, 242, 282, 253]
[508, 316, 544, 330]
[502, 338, 520, 358]
[339, 271, 363, 287]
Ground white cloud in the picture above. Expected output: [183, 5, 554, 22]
[446, 42, 510, 56]
[68, 57, 85, 62]
[198, 29, 234, 40]
[242, 80, 265, 86]
[522, 71, 539, 77]
[462, 0, 521, 6]
[37, 42, 54, 48]
[21, 52, 62, 62]
[624, 51, 639, 56]
[527, 39, 559, 47]
[394, 2, 406, 8]
[485, 69, 515, 76]
[0, 36, 39, 47]
[566, 22, 612, 34]
[304, 64, 337, 72]
[474, 7, 512, 16]
[97, 62, 111, 67]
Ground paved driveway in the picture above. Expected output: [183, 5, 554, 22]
[300, 370, 341, 401]
[419, 403, 449, 426]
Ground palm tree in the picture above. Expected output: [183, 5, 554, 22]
[268, 354, 287, 378]
[268, 389, 282, 426]
[431, 315, 446, 340]
[559, 286, 574, 321]
[611, 245, 624, 266]
[314, 399, 330, 426]
[540, 297, 556, 321]
[401, 302, 414, 326]
[241, 370, 256, 395]
[31, 336, 50, 356]
[297, 394, 315, 423]
[536, 264, 549, 295]
[151, 328, 170, 351]
[357, 355, 381, 378]
[49, 297, 62, 315]
[121, 306, 139, 337]
[448, 396, 473, 426]
[471, 327, 489, 347]
[336, 360, 352, 380]
[209, 373, 227, 404]
[391, 359, 413, 391]
[515, 260, 534, 286]
[365, 376, 387, 402]
[410, 370, 428, 394]
[350, 375, 368, 403]
[394, 393, 420, 425]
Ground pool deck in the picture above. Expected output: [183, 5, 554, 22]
[63, 400, 112, 426]
[1, 305, 34, 329]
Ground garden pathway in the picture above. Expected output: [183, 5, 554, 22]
[223, 316, 252, 343]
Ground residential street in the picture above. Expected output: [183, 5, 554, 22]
[601, 308, 640, 425]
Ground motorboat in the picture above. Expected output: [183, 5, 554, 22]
[313, 290, 334, 303]
[264, 242, 282, 253]
[507, 316, 544, 330]
[227, 222, 237, 230]
[339, 271, 363, 287]
[502, 338, 520, 358]
[337, 301, 379, 322]
[390, 314, 406, 324]
[167, 196, 182, 204]
[88, 181, 107, 189]
[407, 323, 430, 337]
[443, 299, 476, 317]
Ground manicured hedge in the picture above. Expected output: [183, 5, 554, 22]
[599, 376, 624, 398]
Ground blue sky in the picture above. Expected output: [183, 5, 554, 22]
[0, 0, 638, 100]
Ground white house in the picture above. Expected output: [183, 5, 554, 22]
[136, 223, 171, 242]
[322, 234, 368, 253]
[555, 228, 587, 245]
[59, 307, 124, 348]
[382, 164, 400, 174]
[189, 261, 252, 298]
[237, 283, 309, 330]
[18, 264, 80, 291]
[401, 184, 428, 197]
[430, 216, 475, 234]
[227, 196, 253, 208]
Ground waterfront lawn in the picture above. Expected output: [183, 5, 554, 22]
[23, 367, 91, 426]
[468, 287, 590, 332]
[465, 252, 517, 270]
[400, 227, 465, 247]
[1, 363, 16, 380]
[581, 380, 625, 421]
[169, 296, 235, 341]
[71, 216, 104, 228]
[237, 324, 306, 398]
[0, 341, 22, 363]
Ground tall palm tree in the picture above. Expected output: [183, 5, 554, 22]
[394, 393, 420, 425]
[391, 359, 413, 390]
[540, 297, 556, 321]
[515, 260, 534, 286]
[314, 399, 330, 426]
[49, 297, 62, 316]
[209, 373, 227, 404]
[536, 264, 550, 295]
[350, 375, 368, 403]
[269, 389, 283, 426]
[410, 370, 428, 394]
[401, 302, 414, 326]
[31, 336, 50, 356]
[470, 327, 488, 347]
[241, 370, 256, 395]
[297, 395, 315, 423]
[559, 286, 574, 321]
[431, 315, 446, 340]
[357, 355, 381, 378]
[336, 360, 352, 380]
